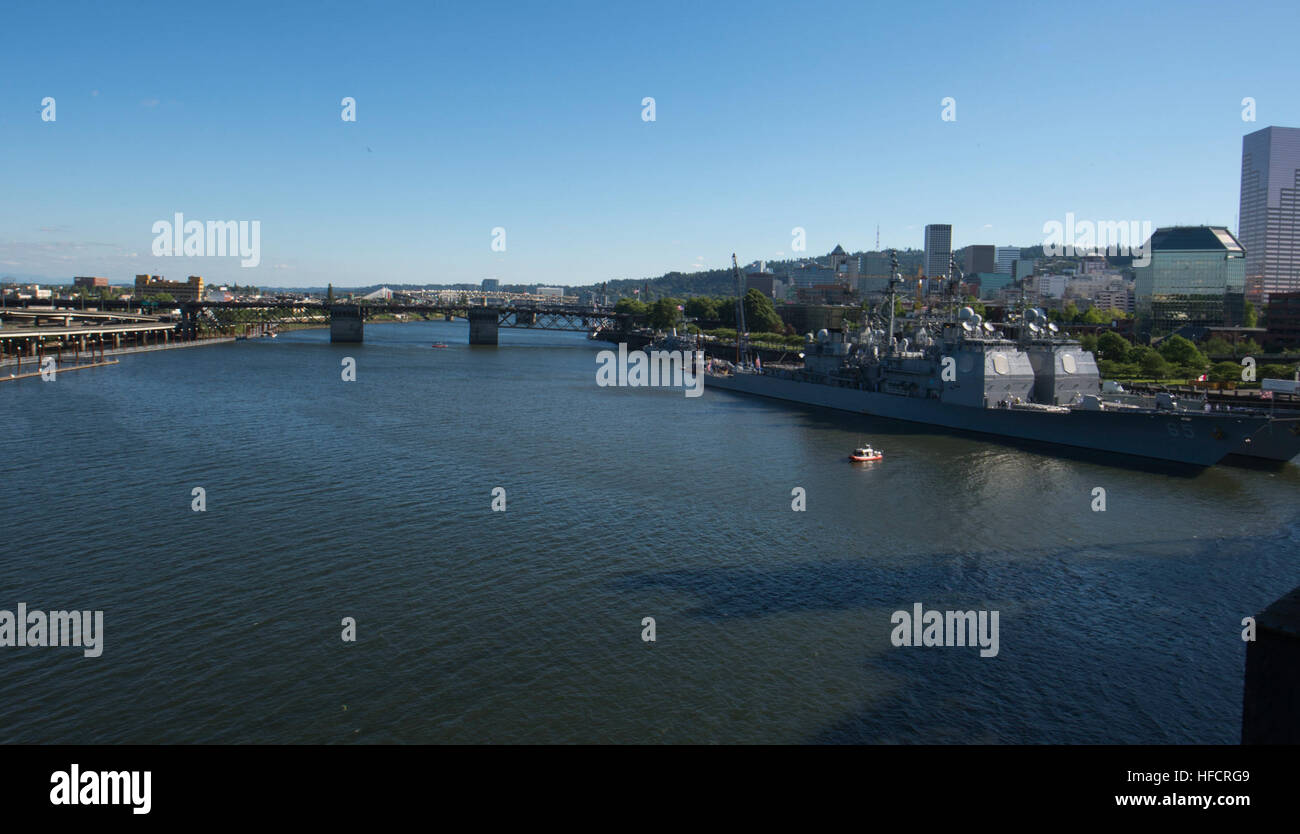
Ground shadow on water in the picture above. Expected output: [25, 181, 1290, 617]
[708, 390, 1227, 479]
[613, 535, 1217, 622]
[613, 520, 1300, 743]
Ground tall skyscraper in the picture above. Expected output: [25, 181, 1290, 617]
[1239, 126, 1300, 302]
[924, 224, 952, 278]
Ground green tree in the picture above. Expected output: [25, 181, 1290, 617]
[742, 288, 783, 334]
[1260, 363, 1297, 381]
[1140, 351, 1171, 378]
[1243, 300, 1258, 328]
[1204, 336, 1233, 356]
[614, 297, 647, 316]
[1096, 331, 1132, 363]
[714, 297, 737, 328]
[648, 297, 682, 330]
[1208, 361, 1241, 383]
[684, 296, 719, 320]
[1081, 306, 1107, 325]
[1157, 334, 1207, 369]
[1078, 333, 1099, 353]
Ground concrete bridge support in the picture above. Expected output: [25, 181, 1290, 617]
[468, 308, 499, 345]
[1243, 583, 1300, 743]
[330, 305, 365, 343]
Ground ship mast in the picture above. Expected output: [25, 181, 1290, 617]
[732, 253, 748, 365]
[886, 249, 902, 353]
[948, 253, 963, 323]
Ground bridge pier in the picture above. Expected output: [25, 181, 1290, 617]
[330, 305, 364, 343]
[468, 308, 499, 345]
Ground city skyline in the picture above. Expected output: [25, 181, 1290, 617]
[2, 0, 1298, 288]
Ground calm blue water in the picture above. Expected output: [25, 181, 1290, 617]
[1, 320, 1297, 743]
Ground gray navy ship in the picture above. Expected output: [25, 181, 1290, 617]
[705, 252, 1300, 467]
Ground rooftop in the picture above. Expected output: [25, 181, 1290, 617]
[1145, 226, 1244, 253]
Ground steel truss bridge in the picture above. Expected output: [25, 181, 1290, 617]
[182, 301, 632, 344]
[6, 298, 637, 345]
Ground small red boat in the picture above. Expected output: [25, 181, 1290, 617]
[431, 343, 448, 348]
[849, 445, 883, 462]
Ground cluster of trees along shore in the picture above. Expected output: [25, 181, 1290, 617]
[1077, 332, 1293, 384]
[617, 292, 1296, 384]
[615, 291, 807, 348]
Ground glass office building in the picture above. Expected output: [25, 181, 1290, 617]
[1134, 226, 1246, 336]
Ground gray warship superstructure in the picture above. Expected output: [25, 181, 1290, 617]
[705, 252, 1300, 466]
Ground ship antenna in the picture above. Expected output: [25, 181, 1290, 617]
[887, 249, 901, 353]
[948, 254, 963, 323]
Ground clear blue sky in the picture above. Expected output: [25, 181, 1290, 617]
[1, 0, 1297, 288]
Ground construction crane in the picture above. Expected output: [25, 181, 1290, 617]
[732, 253, 748, 365]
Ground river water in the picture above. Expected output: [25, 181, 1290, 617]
[2, 321, 1297, 743]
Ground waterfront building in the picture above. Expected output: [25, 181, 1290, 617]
[1134, 226, 1246, 335]
[1239, 126, 1300, 302]
[73, 276, 108, 289]
[923, 225, 952, 278]
[134, 274, 203, 302]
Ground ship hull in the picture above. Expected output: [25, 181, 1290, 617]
[1232, 418, 1300, 461]
[705, 372, 1271, 466]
